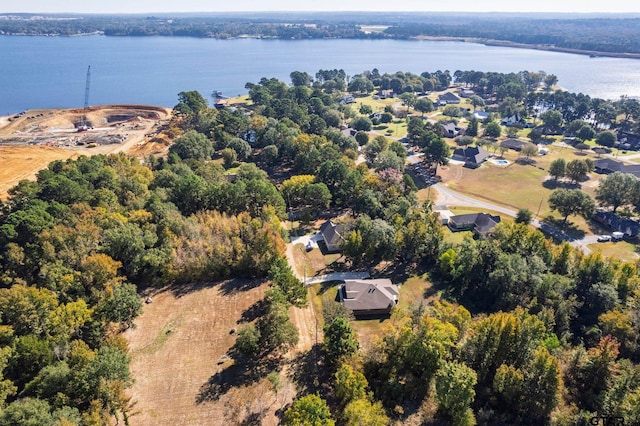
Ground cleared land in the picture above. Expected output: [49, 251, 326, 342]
[124, 279, 319, 426]
[0, 105, 172, 198]
[0, 146, 77, 198]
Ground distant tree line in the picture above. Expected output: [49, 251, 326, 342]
[2, 13, 640, 54]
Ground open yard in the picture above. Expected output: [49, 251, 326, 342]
[434, 146, 604, 233]
[124, 279, 317, 426]
[588, 240, 640, 262]
[309, 274, 439, 353]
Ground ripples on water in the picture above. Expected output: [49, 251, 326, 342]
[2, 36, 640, 113]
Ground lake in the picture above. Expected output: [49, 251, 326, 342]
[2, 35, 640, 114]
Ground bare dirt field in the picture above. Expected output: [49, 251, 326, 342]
[124, 280, 316, 426]
[0, 146, 78, 198]
[0, 105, 172, 198]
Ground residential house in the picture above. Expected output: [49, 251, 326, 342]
[379, 90, 396, 99]
[459, 89, 475, 98]
[472, 111, 490, 121]
[340, 95, 355, 104]
[319, 220, 346, 253]
[618, 132, 640, 150]
[438, 92, 461, 105]
[339, 279, 399, 317]
[448, 212, 501, 237]
[594, 211, 640, 239]
[452, 146, 490, 168]
[442, 122, 464, 138]
[341, 128, 358, 138]
[500, 138, 529, 152]
[593, 158, 640, 179]
[500, 113, 524, 127]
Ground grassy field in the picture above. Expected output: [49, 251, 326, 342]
[291, 243, 342, 278]
[125, 278, 320, 426]
[125, 280, 295, 426]
[435, 146, 603, 231]
[587, 240, 640, 262]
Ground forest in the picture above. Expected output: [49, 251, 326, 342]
[2, 12, 640, 54]
[0, 67, 640, 424]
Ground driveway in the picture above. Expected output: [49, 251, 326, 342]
[432, 183, 593, 253]
[304, 271, 370, 287]
[285, 233, 370, 286]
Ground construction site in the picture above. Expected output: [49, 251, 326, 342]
[0, 104, 172, 153]
[0, 68, 174, 197]
[0, 103, 174, 196]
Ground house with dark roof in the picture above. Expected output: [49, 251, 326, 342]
[339, 279, 399, 317]
[452, 146, 490, 168]
[319, 220, 346, 253]
[594, 211, 640, 239]
[379, 90, 396, 99]
[442, 122, 464, 138]
[593, 158, 640, 179]
[460, 89, 475, 98]
[448, 213, 501, 237]
[500, 138, 529, 152]
[438, 92, 461, 105]
[500, 113, 524, 127]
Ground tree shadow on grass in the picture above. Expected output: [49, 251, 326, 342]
[287, 344, 333, 399]
[168, 278, 264, 298]
[196, 351, 283, 404]
[542, 179, 581, 190]
[238, 299, 266, 324]
[218, 278, 264, 296]
[377, 260, 412, 284]
[542, 217, 586, 240]
[168, 280, 218, 298]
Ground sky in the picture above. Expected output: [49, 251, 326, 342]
[5, 0, 640, 14]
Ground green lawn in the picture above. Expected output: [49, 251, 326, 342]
[437, 147, 603, 229]
[292, 243, 342, 278]
[308, 283, 339, 329]
[397, 274, 438, 310]
[587, 240, 640, 263]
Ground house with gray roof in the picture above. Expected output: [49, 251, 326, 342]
[452, 146, 490, 168]
[594, 158, 640, 179]
[448, 212, 501, 237]
[319, 220, 346, 253]
[594, 211, 640, 239]
[339, 279, 399, 317]
[500, 138, 530, 152]
[438, 92, 461, 105]
[442, 122, 463, 138]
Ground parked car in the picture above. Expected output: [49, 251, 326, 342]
[597, 235, 612, 242]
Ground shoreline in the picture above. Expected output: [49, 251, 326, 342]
[2, 32, 640, 59]
[413, 35, 640, 60]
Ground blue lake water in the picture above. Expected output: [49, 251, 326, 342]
[2, 35, 640, 114]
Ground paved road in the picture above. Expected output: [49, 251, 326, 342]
[431, 183, 593, 254]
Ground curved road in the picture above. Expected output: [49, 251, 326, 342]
[432, 183, 594, 254]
